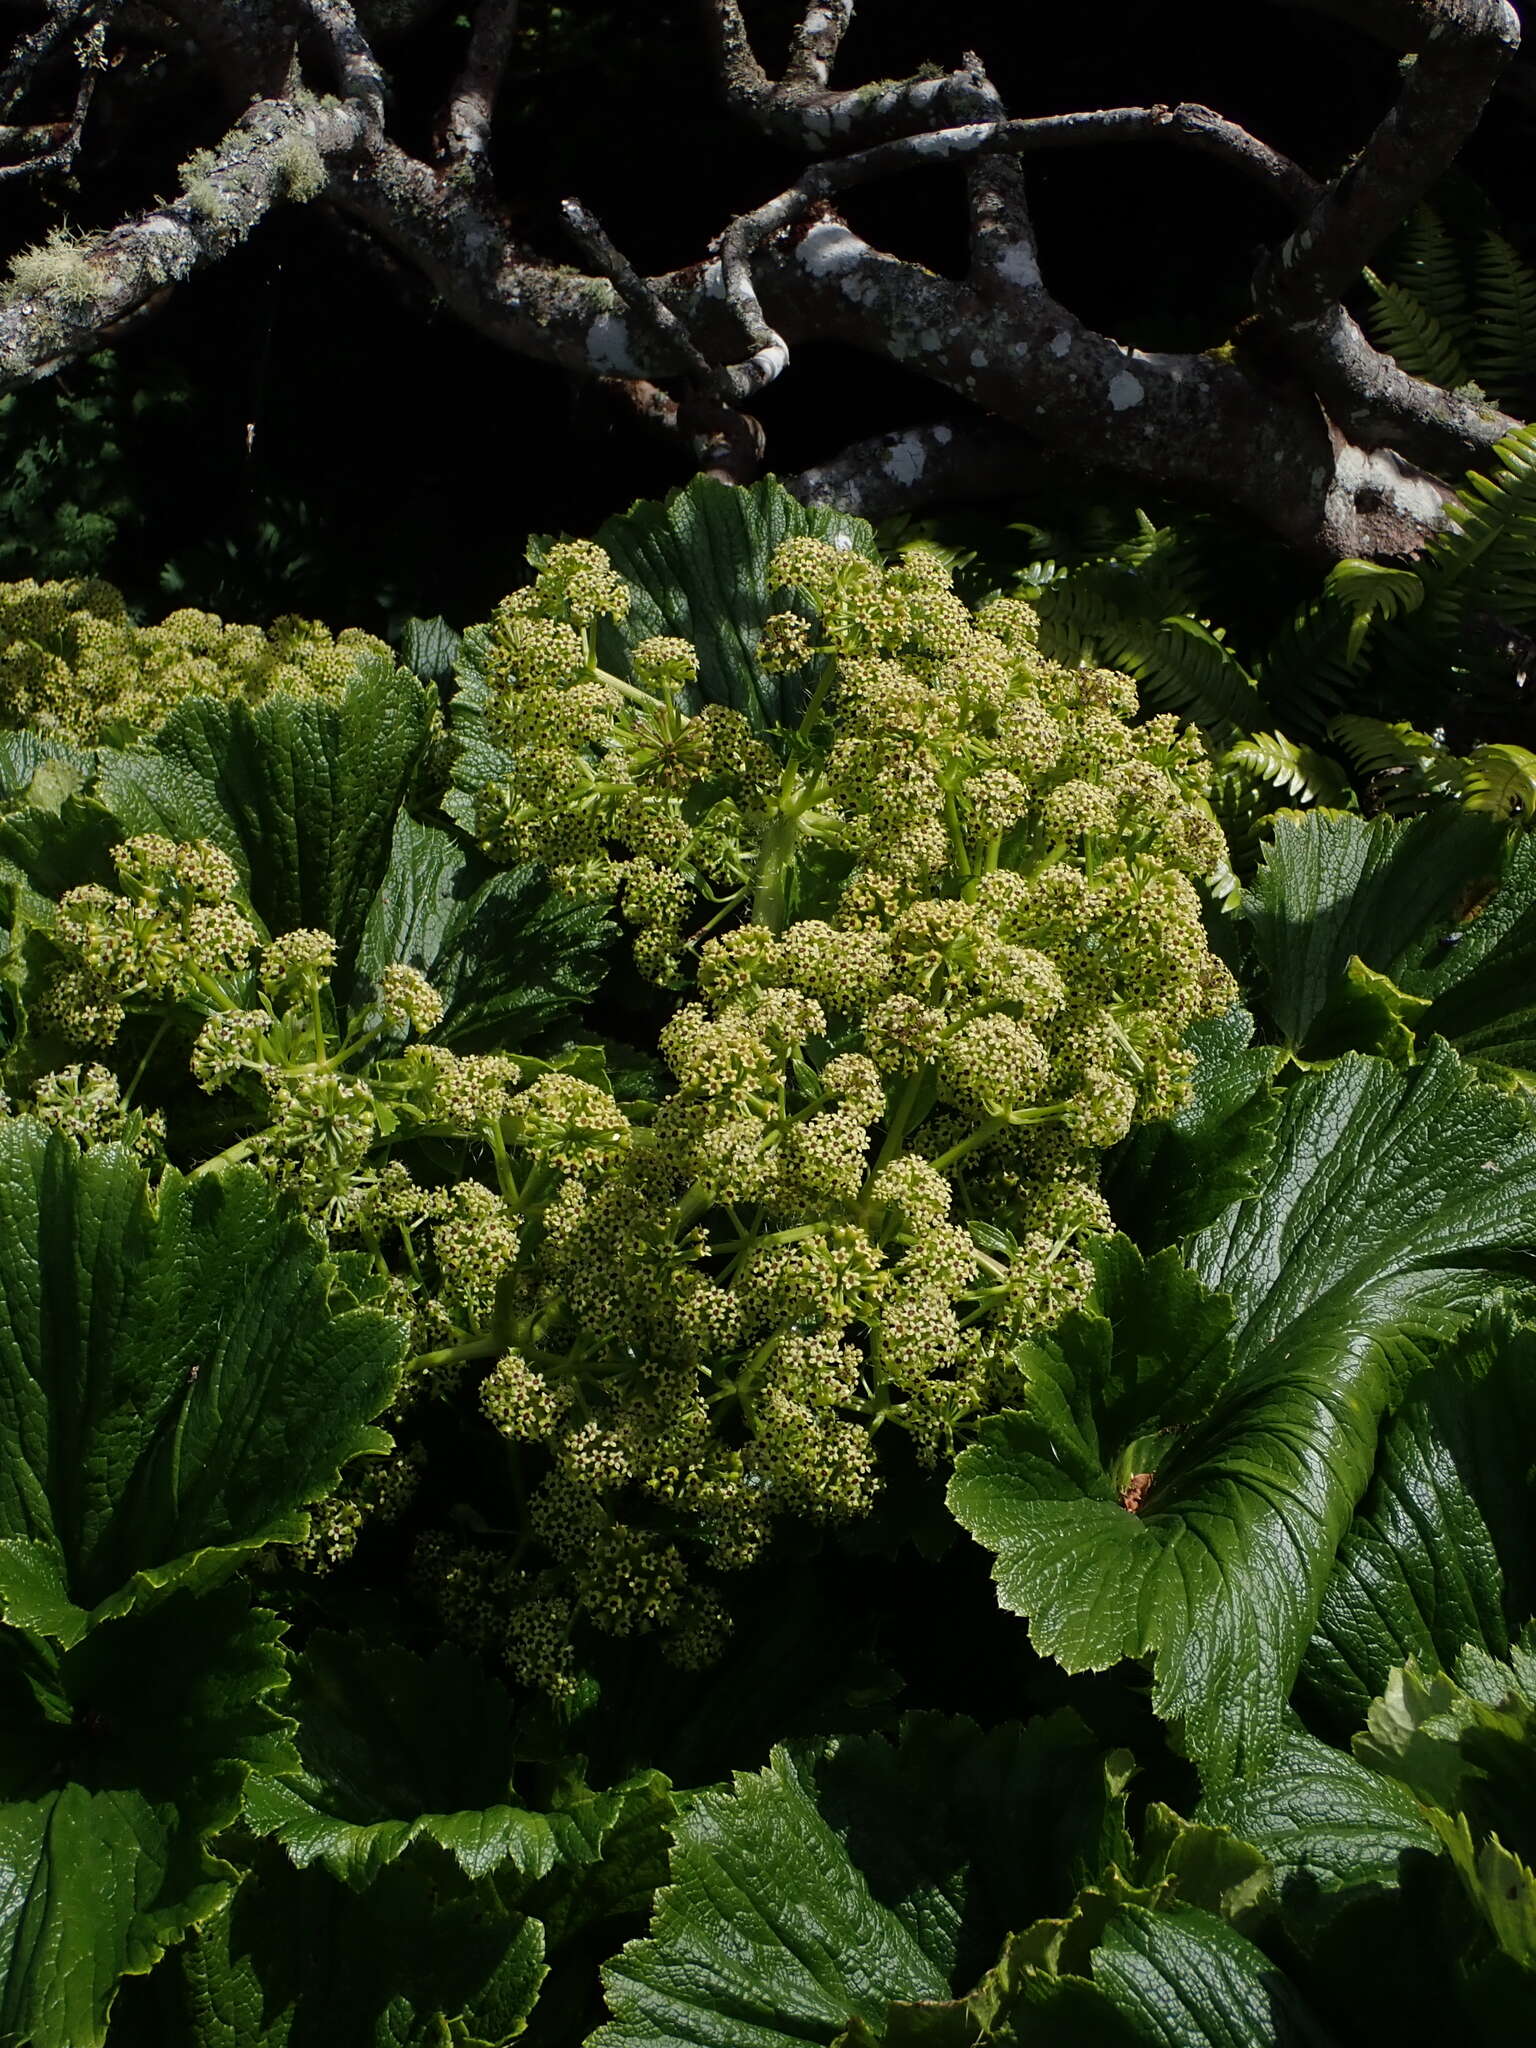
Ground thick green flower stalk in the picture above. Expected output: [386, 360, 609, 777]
[0, 576, 391, 742]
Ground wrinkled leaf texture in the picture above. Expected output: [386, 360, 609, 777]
[0, 1587, 293, 2048]
[0, 1121, 402, 1640]
[950, 1044, 1536, 1785]
[569, 473, 878, 729]
[245, 1632, 609, 1886]
[1247, 809, 1536, 1081]
[351, 809, 612, 1048]
[1302, 1312, 1536, 1729]
[96, 654, 435, 979]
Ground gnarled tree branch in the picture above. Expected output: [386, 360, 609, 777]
[0, 0, 1523, 561]
[437, 0, 517, 171]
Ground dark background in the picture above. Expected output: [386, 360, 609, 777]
[4, 0, 1534, 627]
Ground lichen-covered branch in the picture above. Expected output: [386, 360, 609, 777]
[301, 0, 385, 122]
[0, 94, 368, 384]
[753, 220, 1468, 558]
[1256, 0, 1520, 322]
[0, 38, 91, 177]
[438, 0, 518, 170]
[0, 0, 89, 115]
[0, 0, 1524, 562]
[781, 0, 853, 90]
[788, 416, 1047, 514]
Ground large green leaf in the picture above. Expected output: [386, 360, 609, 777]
[524, 1767, 674, 1952]
[0, 1123, 402, 1642]
[96, 655, 435, 975]
[1353, 1649, 1536, 1973]
[137, 1839, 545, 2048]
[1197, 1724, 1436, 1927]
[397, 614, 463, 688]
[807, 1713, 1134, 1992]
[951, 1242, 1331, 1786]
[244, 1632, 598, 1886]
[1085, 1903, 1332, 2045]
[951, 1047, 1536, 1785]
[1245, 808, 1499, 1055]
[1244, 809, 1536, 1082]
[1104, 1008, 1282, 1251]
[1184, 1043, 1536, 1383]
[1404, 829, 1536, 1085]
[0, 1585, 292, 2048]
[863, 1886, 1326, 2046]
[594, 1748, 947, 2048]
[350, 810, 613, 1048]
[579, 474, 877, 728]
[1302, 1313, 1536, 1728]
[593, 1713, 1128, 2048]
[0, 780, 121, 902]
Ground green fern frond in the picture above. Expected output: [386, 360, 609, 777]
[1327, 714, 1447, 777]
[1428, 424, 1536, 622]
[1461, 742, 1536, 822]
[1390, 205, 1475, 335]
[1323, 558, 1425, 662]
[1259, 561, 1426, 725]
[1363, 266, 1470, 390]
[1471, 231, 1536, 409]
[1223, 729, 1353, 805]
[1254, 592, 1368, 736]
[1036, 579, 1267, 733]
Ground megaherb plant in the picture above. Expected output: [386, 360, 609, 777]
[1, 478, 1535, 2040]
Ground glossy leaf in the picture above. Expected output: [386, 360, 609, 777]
[146, 1840, 545, 2047]
[245, 1632, 595, 1885]
[1088, 1904, 1331, 2045]
[593, 1713, 1128, 2048]
[0, 1123, 402, 1641]
[1104, 1007, 1282, 1250]
[1197, 1725, 1436, 1926]
[578, 474, 877, 729]
[1405, 829, 1536, 1085]
[397, 614, 463, 687]
[0, 1586, 292, 2048]
[1244, 808, 1536, 1083]
[350, 810, 613, 1048]
[952, 1047, 1536, 1784]
[1303, 1313, 1536, 1727]
[595, 1746, 948, 2048]
[97, 655, 435, 975]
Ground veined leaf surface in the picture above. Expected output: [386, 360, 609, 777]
[350, 810, 613, 1048]
[593, 1713, 1127, 2048]
[245, 1633, 602, 1886]
[1246, 808, 1536, 1079]
[1303, 1313, 1536, 1727]
[0, 1587, 292, 2048]
[132, 1840, 545, 2048]
[97, 654, 435, 977]
[579, 474, 877, 729]
[0, 1123, 402, 1640]
[951, 1047, 1536, 1784]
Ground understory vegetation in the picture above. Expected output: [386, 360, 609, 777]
[0, 462, 1535, 2045]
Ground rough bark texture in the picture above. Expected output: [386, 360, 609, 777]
[0, 0, 1525, 555]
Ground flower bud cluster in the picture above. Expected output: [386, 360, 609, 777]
[0, 577, 391, 742]
[405, 527, 1241, 1684]
[462, 534, 1226, 985]
[34, 835, 531, 1232]
[40, 836, 258, 1046]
